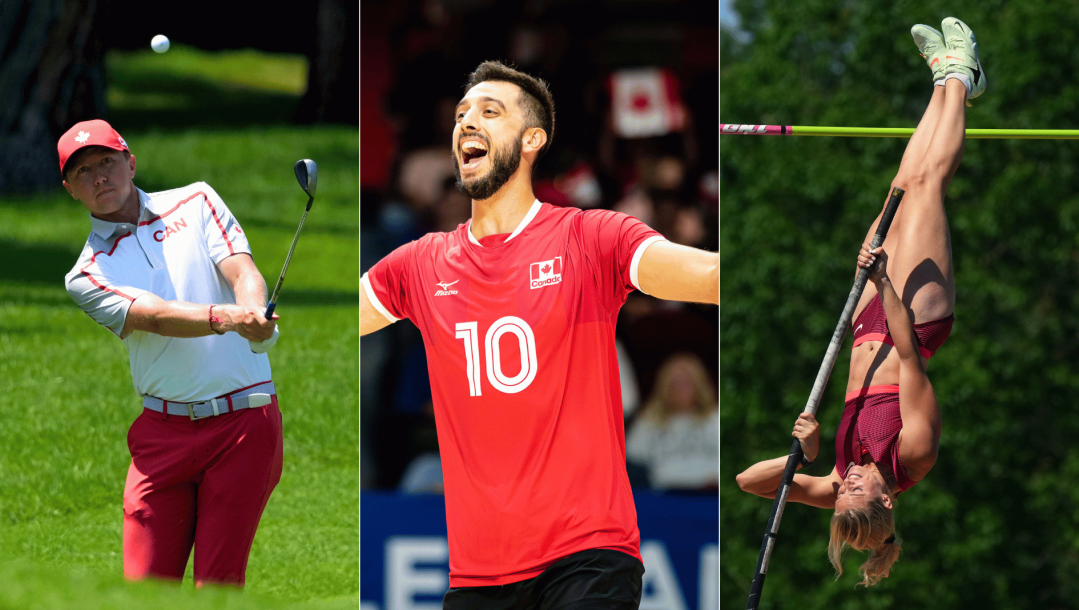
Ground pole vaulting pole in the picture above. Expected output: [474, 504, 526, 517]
[745, 187, 906, 610]
[721, 124, 1079, 139]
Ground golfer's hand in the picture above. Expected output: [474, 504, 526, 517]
[223, 305, 278, 341]
[250, 324, 280, 354]
[792, 412, 819, 463]
[858, 244, 889, 284]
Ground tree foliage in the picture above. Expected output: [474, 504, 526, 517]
[0, 0, 107, 193]
[721, 2, 1079, 608]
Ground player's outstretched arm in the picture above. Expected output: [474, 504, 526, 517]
[736, 411, 839, 508]
[123, 293, 273, 340]
[736, 459, 841, 509]
[636, 241, 718, 304]
[361, 286, 393, 336]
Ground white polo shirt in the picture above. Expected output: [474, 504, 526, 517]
[65, 183, 272, 403]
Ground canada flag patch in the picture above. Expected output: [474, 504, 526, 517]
[530, 256, 562, 289]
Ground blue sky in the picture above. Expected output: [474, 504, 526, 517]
[720, 0, 739, 29]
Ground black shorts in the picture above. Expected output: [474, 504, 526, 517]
[442, 549, 645, 610]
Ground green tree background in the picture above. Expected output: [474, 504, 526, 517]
[721, 2, 1079, 608]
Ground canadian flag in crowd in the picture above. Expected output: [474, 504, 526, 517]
[609, 67, 686, 139]
[529, 256, 563, 289]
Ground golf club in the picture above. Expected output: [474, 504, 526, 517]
[265, 159, 318, 318]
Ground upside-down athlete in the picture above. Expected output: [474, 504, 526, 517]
[737, 17, 986, 586]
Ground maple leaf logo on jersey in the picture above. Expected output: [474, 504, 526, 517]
[434, 279, 459, 296]
[530, 256, 562, 289]
[75, 131, 90, 143]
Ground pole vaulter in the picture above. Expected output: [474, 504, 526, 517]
[737, 16, 984, 607]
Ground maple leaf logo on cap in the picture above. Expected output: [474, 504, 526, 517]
[75, 131, 90, 143]
[119, 137, 127, 147]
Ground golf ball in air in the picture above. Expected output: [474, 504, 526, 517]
[151, 35, 170, 53]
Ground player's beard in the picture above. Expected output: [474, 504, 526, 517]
[453, 135, 522, 201]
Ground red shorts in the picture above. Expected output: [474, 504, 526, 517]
[122, 396, 283, 586]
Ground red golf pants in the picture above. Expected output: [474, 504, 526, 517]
[122, 397, 283, 586]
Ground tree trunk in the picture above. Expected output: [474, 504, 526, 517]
[0, 0, 108, 194]
[296, 0, 358, 124]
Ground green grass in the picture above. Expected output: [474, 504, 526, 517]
[105, 44, 310, 131]
[109, 45, 308, 96]
[0, 47, 356, 607]
[0, 561, 354, 610]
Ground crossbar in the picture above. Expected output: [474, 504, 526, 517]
[721, 124, 1079, 139]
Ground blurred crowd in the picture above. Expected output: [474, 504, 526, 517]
[360, 0, 718, 492]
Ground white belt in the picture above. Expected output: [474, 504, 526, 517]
[142, 382, 276, 421]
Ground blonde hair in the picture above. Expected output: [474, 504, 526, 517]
[828, 494, 901, 587]
[639, 353, 716, 424]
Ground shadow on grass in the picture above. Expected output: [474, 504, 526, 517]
[0, 239, 82, 286]
[0, 289, 72, 310]
[107, 73, 302, 131]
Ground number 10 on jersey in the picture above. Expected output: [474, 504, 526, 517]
[455, 317, 538, 396]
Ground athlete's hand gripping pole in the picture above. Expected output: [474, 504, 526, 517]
[745, 187, 905, 610]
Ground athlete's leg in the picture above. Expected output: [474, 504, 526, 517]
[854, 84, 950, 315]
[123, 412, 198, 580]
[123, 481, 197, 580]
[894, 86, 951, 187]
[886, 17, 985, 321]
[191, 399, 283, 586]
[885, 76, 968, 322]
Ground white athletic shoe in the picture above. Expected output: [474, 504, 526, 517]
[911, 24, 947, 81]
[941, 17, 987, 100]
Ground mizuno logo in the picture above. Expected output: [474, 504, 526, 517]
[434, 279, 459, 296]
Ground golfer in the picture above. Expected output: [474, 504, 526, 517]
[361, 61, 718, 608]
[61, 119, 282, 586]
[736, 18, 985, 586]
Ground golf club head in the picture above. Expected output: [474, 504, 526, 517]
[294, 159, 318, 199]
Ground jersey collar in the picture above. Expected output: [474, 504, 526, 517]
[466, 199, 542, 247]
[89, 188, 150, 240]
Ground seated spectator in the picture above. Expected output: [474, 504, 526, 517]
[626, 353, 718, 490]
[399, 452, 445, 494]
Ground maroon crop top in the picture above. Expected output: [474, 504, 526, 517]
[852, 294, 954, 359]
[836, 385, 916, 493]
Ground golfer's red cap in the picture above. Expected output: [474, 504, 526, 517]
[57, 119, 130, 177]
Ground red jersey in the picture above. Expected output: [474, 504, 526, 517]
[363, 200, 664, 587]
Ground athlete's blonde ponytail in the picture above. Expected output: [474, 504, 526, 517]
[828, 495, 901, 586]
